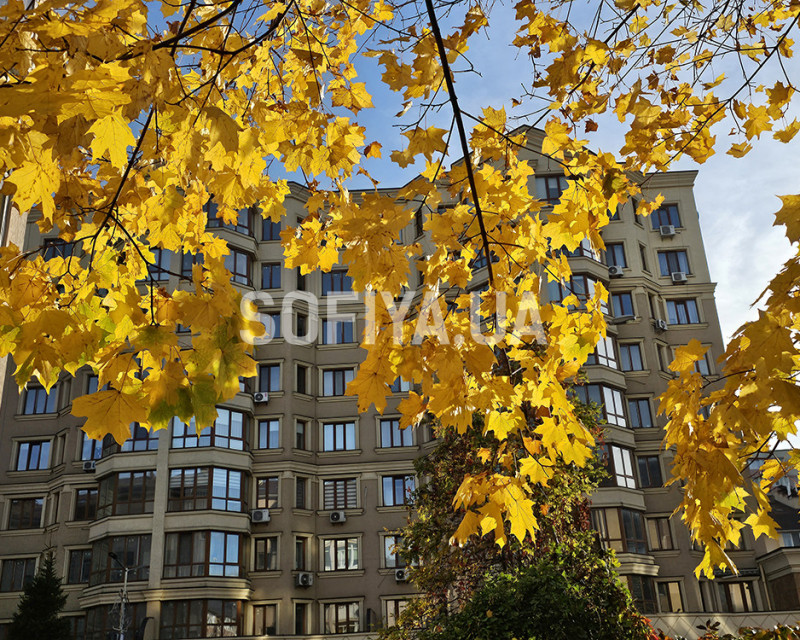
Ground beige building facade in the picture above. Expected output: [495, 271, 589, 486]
[0, 129, 797, 639]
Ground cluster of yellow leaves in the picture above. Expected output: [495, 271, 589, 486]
[0, 0, 799, 577]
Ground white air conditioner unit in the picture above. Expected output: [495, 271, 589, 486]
[82, 460, 96, 472]
[329, 510, 347, 524]
[671, 271, 688, 284]
[395, 568, 409, 582]
[655, 319, 668, 332]
[660, 225, 677, 237]
[608, 265, 624, 278]
[250, 508, 271, 523]
[295, 572, 314, 588]
[253, 392, 269, 404]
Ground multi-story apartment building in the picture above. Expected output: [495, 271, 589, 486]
[0, 127, 797, 639]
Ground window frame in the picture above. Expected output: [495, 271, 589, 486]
[322, 478, 358, 510]
[96, 470, 157, 518]
[619, 343, 644, 371]
[162, 530, 242, 579]
[67, 548, 93, 584]
[637, 455, 663, 488]
[322, 421, 357, 452]
[379, 418, 413, 448]
[0, 557, 36, 592]
[14, 439, 51, 471]
[322, 601, 360, 634]
[627, 398, 654, 429]
[170, 409, 247, 450]
[611, 292, 634, 317]
[257, 419, 281, 450]
[322, 537, 360, 571]
[657, 249, 690, 277]
[605, 242, 627, 268]
[22, 384, 57, 415]
[159, 599, 242, 638]
[8, 497, 44, 529]
[382, 475, 415, 507]
[321, 367, 356, 397]
[667, 298, 700, 325]
[167, 467, 244, 512]
[256, 476, 280, 509]
[261, 262, 282, 289]
[647, 516, 674, 551]
[651, 203, 681, 229]
[225, 247, 253, 286]
[321, 270, 353, 296]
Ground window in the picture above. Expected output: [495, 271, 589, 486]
[22, 384, 57, 414]
[619, 343, 644, 371]
[89, 535, 150, 585]
[718, 581, 757, 613]
[694, 352, 712, 375]
[586, 336, 617, 369]
[66, 616, 86, 640]
[8, 498, 43, 529]
[651, 203, 681, 229]
[81, 431, 102, 461]
[103, 423, 158, 454]
[253, 536, 279, 572]
[562, 237, 599, 260]
[68, 549, 92, 584]
[206, 199, 251, 235]
[171, 409, 246, 450]
[780, 531, 800, 547]
[296, 267, 307, 291]
[85, 604, 146, 640]
[257, 419, 280, 449]
[148, 247, 172, 280]
[259, 363, 281, 392]
[536, 175, 568, 204]
[390, 378, 412, 393]
[628, 398, 654, 428]
[547, 274, 608, 313]
[296, 476, 307, 509]
[296, 420, 308, 450]
[160, 600, 241, 638]
[380, 418, 413, 448]
[605, 243, 626, 268]
[263, 218, 281, 241]
[639, 244, 649, 272]
[262, 262, 282, 289]
[296, 364, 308, 394]
[225, 248, 252, 286]
[74, 488, 98, 520]
[322, 270, 352, 295]
[167, 467, 244, 512]
[571, 384, 626, 427]
[296, 313, 308, 337]
[603, 445, 636, 489]
[323, 602, 360, 634]
[256, 476, 279, 509]
[667, 299, 700, 324]
[385, 599, 408, 628]
[43, 238, 74, 260]
[628, 575, 657, 613]
[658, 250, 690, 276]
[181, 251, 204, 278]
[591, 508, 647, 554]
[383, 475, 415, 506]
[295, 537, 308, 570]
[322, 367, 355, 396]
[253, 604, 277, 635]
[648, 517, 674, 551]
[0, 558, 36, 592]
[609, 207, 621, 221]
[323, 538, 359, 571]
[638, 455, 663, 487]
[323, 478, 357, 510]
[657, 581, 683, 612]
[15, 440, 50, 471]
[96, 471, 156, 518]
[163, 531, 241, 578]
[384, 535, 406, 568]
[323, 421, 356, 451]
[611, 292, 634, 317]
[322, 318, 355, 344]
[415, 208, 425, 237]
[261, 313, 281, 339]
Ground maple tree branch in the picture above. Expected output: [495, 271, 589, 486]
[422, 0, 493, 289]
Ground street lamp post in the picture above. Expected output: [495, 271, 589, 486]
[108, 552, 132, 640]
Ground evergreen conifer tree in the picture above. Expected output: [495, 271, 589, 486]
[8, 553, 70, 640]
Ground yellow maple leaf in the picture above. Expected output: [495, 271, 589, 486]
[73, 389, 149, 445]
[88, 113, 136, 169]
